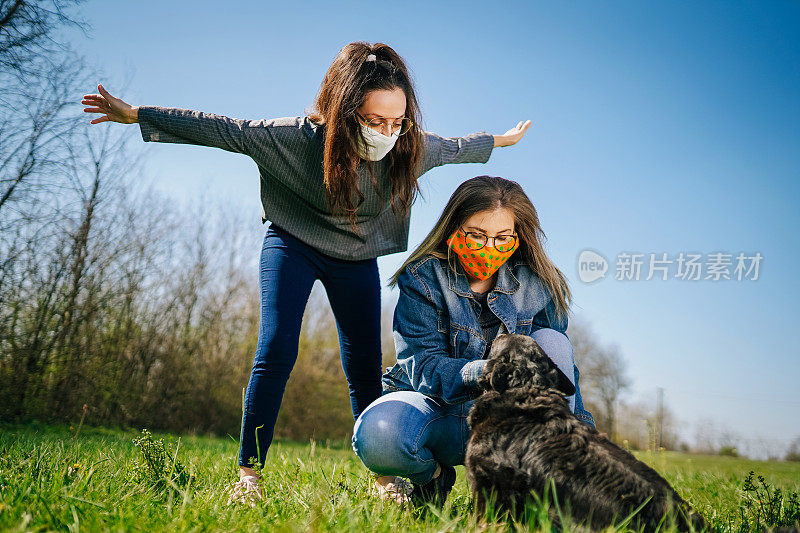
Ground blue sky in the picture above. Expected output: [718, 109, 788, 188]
[67, 1, 799, 453]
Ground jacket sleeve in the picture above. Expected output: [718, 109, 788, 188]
[418, 130, 494, 176]
[137, 105, 261, 157]
[392, 267, 486, 404]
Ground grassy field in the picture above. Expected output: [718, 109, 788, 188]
[1, 423, 798, 532]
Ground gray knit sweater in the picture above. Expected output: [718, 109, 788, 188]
[137, 106, 494, 260]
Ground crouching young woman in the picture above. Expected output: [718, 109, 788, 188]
[351, 175, 596, 507]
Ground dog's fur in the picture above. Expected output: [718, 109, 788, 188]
[464, 334, 705, 531]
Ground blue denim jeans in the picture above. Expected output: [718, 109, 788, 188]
[351, 328, 580, 485]
[238, 223, 383, 468]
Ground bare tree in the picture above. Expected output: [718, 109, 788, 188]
[0, 0, 89, 76]
[692, 418, 741, 455]
[46, 117, 138, 417]
[0, 0, 90, 221]
[0, 97, 138, 417]
[568, 317, 631, 440]
[585, 342, 630, 440]
[0, 2, 97, 334]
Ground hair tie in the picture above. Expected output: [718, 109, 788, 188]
[365, 54, 376, 62]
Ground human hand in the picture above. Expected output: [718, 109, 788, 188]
[493, 120, 532, 147]
[81, 84, 138, 124]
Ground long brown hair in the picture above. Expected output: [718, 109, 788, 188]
[388, 176, 572, 321]
[306, 41, 424, 236]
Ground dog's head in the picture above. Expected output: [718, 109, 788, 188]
[478, 333, 576, 395]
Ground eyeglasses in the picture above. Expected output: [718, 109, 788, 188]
[356, 112, 413, 136]
[458, 227, 518, 252]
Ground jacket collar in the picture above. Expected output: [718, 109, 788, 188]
[446, 254, 524, 297]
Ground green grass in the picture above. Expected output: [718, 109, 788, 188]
[1, 423, 798, 532]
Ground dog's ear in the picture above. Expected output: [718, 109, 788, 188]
[487, 360, 515, 393]
[530, 357, 575, 396]
[554, 368, 576, 396]
[520, 337, 577, 395]
[484, 334, 576, 394]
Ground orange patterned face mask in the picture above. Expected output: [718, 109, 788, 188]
[447, 230, 518, 281]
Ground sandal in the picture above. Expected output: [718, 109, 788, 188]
[227, 475, 263, 507]
[371, 474, 414, 504]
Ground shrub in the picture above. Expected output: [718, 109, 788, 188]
[735, 470, 800, 532]
[719, 445, 739, 457]
[132, 429, 194, 495]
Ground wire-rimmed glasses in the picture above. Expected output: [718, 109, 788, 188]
[457, 227, 518, 252]
[356, 112, 413, 136]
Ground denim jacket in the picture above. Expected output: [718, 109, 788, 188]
[382, 253, 596, 427]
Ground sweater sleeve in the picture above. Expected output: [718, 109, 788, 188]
[137, 105, 258, 155]
[137, 106, 313, 176]
[418, 130, 495, 176]
[392, 267, 486, 404]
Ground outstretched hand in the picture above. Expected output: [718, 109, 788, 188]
[493, 119, 532, 148]
[81, 84, 138, 124]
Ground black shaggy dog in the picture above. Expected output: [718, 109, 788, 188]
[465, 334, 705, 531]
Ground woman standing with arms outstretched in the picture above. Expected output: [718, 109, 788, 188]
[81, 41, 531, 504]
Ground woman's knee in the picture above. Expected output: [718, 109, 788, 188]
[531, 328, 575, 394]
[531, 328, 574, 361]
[351, 394, 428, 474]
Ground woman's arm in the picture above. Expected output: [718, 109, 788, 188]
[393, 267, 485, 404]
[420, 130, 494, 173]
[136, 105, 253, 155]
[82, 84, 258, 157]
[418, 119, 531, 176]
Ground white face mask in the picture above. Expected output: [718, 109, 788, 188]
[356, 122, 400, 161]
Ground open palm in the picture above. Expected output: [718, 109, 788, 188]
[81, 84, 137, 124]
[500, 120, 531, 147]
